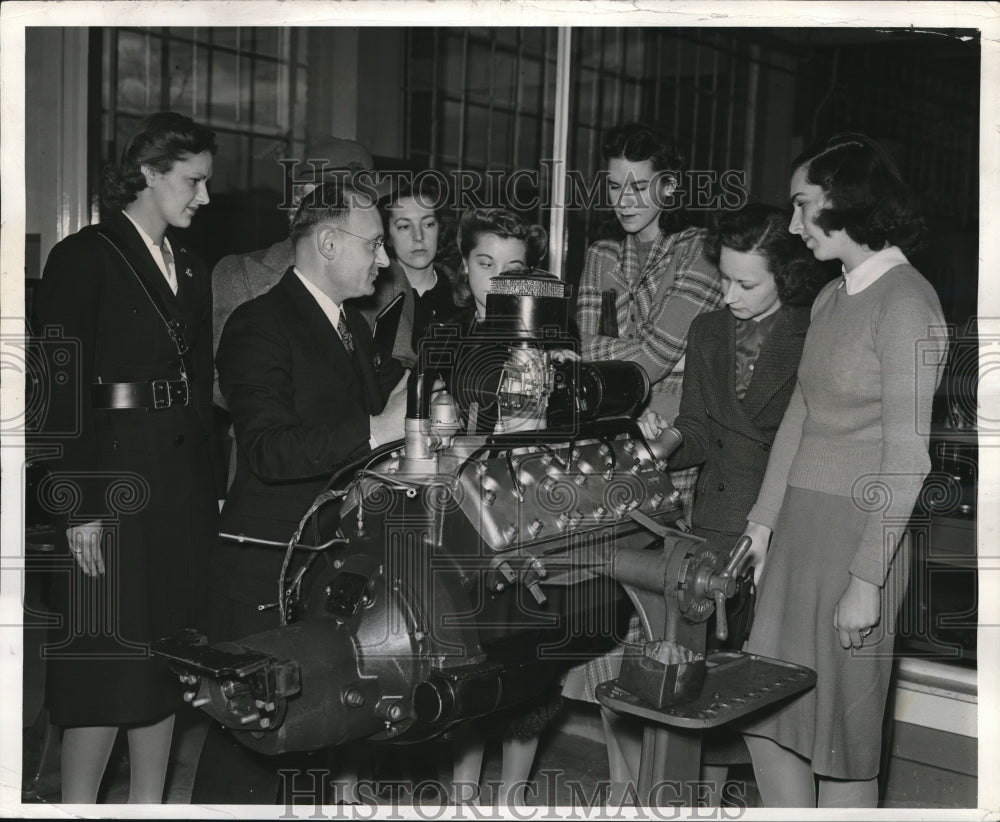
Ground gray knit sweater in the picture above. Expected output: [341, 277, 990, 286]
[747, 263, 948, 586]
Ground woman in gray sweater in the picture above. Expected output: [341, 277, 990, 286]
[737, 134, 948, 807]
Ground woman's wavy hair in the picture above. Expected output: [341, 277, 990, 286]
[706, 203, 832, 307]
[102, 112, 217, 211]
[378, 174, 461, 297]
[599, 121, 686, 239]
[792, 132, 924, 253]
[455, 208, 548, 307]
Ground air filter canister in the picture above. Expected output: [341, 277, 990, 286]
[482, 269, 570, 342]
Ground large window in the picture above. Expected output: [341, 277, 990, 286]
[402, 28, 774, 285]
[99, 27, 309, 264]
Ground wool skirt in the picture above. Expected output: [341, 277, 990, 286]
[738, 485, 910, 779]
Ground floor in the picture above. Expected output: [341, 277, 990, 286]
[21, 703, 760, 809]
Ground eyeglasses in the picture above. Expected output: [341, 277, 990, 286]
[334, 226, 385, 254]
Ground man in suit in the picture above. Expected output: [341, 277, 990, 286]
[212, 137, 415, 410]
[194, 182, 407, 804]
[210, 181, 407, 640]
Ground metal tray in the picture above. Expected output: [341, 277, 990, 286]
[596, 651, 816, 729]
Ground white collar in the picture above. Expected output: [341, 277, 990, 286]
[841, 246, 908, 295]
[122, 210, 171, 254]
[294, 267, 342, 328]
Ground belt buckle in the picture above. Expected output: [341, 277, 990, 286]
[174, 379, 190, 407]
[151, 379, 171, 410]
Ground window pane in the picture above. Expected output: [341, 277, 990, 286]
[211, 48, 238, 121]
[441, 99, 462, 162]
[252, 27, 280, 57]
[294, 66, 308, 134]
[117, 30, 161, 111]
[522, 28, 543, 54]
[210, 130, 246, 192]
[467, 46, 491, 103]
[496, 28, 517, 47]
[602, 30, 623, 73]
[516, 115, 538, 167]
[465, 103, 489, 166]
[574, 68, 599, 125]
[493, 50, 517, 106]
[253, 59, 279, 126]
[601, 75, 621, 123]
[440, 35, 464, 91]
[212, 28, 239, 49]
[167, 39, 194, 114]
[519, 57, 542, 110]
[490, 110, 514, 168]
[240, 55, 253, 123]
[409, 90, 433, 153]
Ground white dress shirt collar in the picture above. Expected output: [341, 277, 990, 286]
[841, 245, 909, 295]
[121, 210, 177, 293]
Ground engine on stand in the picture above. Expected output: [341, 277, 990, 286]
[154, 271, 806, 793]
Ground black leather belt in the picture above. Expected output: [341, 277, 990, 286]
[92, 379, 190, 410]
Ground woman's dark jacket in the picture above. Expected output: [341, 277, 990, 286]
[670, 305, 810, 535]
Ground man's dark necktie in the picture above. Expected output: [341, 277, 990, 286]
[337, 313, 355, 356]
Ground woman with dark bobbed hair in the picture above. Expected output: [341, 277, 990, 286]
[34, 111, 220, 802]
[735, 134, 948, 807]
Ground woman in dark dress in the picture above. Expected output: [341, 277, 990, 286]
[34, 112, 220, 803]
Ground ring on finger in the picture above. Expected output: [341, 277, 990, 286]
[861, 627, 873, 637]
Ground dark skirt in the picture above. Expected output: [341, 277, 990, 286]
[44, 410, 219, 727]
[737, 486, 910, 779]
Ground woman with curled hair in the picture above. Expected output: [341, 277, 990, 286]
[734, 133, 948, 807]
[442, 207, 563, 805]
[34, 111, 220, 802]
[642, 202, 832, 578]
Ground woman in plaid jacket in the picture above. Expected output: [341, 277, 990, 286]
[565, 121, 724, 800]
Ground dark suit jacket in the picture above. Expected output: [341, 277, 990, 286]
[212, 268, 403, 605]
[212, 239, 415, 407]
[670, 305, 810, 535]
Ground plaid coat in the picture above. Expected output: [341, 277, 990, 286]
[576, 225, 724, 421]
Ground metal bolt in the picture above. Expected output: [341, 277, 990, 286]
[260, 718, 271, 729]
[483, 489, 497, 505]
[344, 689, 365, 708]
[387, 704, 403, 721]
[333, 559, 344, 570]
[183, 690, 196, 702]
[239, 712, 260, 725]
[192, 697, 211, 708]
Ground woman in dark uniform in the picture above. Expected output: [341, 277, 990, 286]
[34, 111, 220, 803]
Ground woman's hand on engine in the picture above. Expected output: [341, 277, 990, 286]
[741, 520, 773, 585]
[639, 410, 668, 439]
[550, 348, 581, 364]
